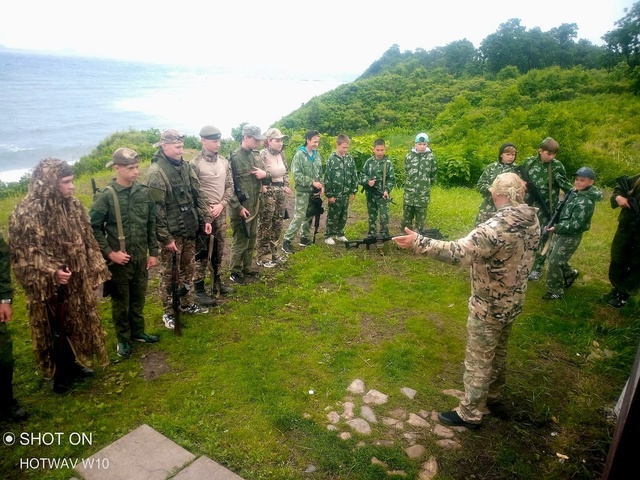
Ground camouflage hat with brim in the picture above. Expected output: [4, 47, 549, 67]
[242, 124, 265, 140]
[264, 128, 287, 140]
[106, 147, 140, 168]
[153, 128, 185, 147]
[489, 172, 526, 205]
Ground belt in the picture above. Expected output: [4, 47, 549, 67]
[271, 182, 285, 187]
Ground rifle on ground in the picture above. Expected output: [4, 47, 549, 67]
[306, 186, 324, 244]
[515, 165, 551, 218]
[344, 235, 395, 250]
[229, 153, 251, 238]
[615, 175, 640, 223]
[171, 253, 182, 335]
[540, 190, 575, 255]
[361, 181, 396, 205]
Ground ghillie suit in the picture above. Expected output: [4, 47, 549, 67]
[9, 158, 110, 380]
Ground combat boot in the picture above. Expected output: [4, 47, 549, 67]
[194, 280, 217, 307]
[215, 275, 234, 295]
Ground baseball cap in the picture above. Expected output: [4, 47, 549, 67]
[489, 172, 526, 205]
[574, 167, 595, 179]
[153, 128, 185, 148]
[264, 128, 287, 140]
[415, 133, 429, 143]
[106, 147, 140, 168]
[199, 125, 222, 140]
[242, 125, 265, 140]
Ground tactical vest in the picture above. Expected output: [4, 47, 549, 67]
[154, 157, 199, 238]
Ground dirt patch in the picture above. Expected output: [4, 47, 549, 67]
[140, 350, 172, 381]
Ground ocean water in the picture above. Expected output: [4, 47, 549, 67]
[0, 50, 345, 183]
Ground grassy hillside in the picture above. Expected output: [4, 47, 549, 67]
[0, 167, 636, 479]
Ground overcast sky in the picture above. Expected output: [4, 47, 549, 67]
[2, 0, 636, 80]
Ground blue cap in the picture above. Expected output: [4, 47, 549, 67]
[415, 133, 429, 143]
[574, 167, 595, 179]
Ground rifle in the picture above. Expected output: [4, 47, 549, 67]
[305, 186, 324, 244]
[515, 165, 551, 218]
[344, 235, 395, 250]
[362, 181, 396, 205]
[49, 265, 67, 370]
[91, 178, 98, 195]
[615, 175, 640, 223]
[229, 153, 251, 238]
[540, 190, 575, 255]
[171, 252, 182, 335]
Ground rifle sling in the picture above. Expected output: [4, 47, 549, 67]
[105, 186, 126, 253]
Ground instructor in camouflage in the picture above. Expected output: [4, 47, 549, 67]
[394, 172, 540, 428]
[146, 129, 213, 329]
[402, 133, 437, 232]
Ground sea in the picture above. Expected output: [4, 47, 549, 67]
[0, 49, 348, 183]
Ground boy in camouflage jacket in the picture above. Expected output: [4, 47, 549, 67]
[542, 167, 603, 300]
[403, 133, 437, 232]
[323, 134, 358, 244]
[520, 137, 573, 279]
[360, 138, 396, 237]
[475, 143, 518, 225]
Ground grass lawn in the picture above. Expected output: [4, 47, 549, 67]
[0, 166, 636, 479]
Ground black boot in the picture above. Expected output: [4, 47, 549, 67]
[215, 275, 234, 295]
[194, 280, 217, 306]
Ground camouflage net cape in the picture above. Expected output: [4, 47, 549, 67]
[9, 158, 110, 379]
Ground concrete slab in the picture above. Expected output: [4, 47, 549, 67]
[74, 424, 195, 480]
[172, 456, 244, 480]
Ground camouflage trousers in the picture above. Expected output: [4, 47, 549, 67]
[229, 211, 259, 275]
[402, 203, 428, 233]
[257, 186, 286, 262]
[456, 296, 520, 424]
[546, 233, 582, 295]
[108, 259, 149, 343]
[0, 322, 15, 411]
[284, 191, 313, 242]
[194, 213, 227, 283]
[159, 236, 196, 315]
[366, 193, 390, 236]
[325, 195, 350, 238]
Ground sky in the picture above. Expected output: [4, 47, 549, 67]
[2, 0, 636, 80]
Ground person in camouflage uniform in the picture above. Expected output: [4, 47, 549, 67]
[257, 128, 291, 266]
[403, 133, 437, 232]
[542, 167, 602, 300]
[475, 143, 518, 225]
[9, 159, 110, 393]
[90, 148, 160, 358]
[282, 130, 324, 253]
[190, 125, 234, 301]
[0, 234, 28, 422]
[394, 172, 540, 428]
[607, 172, 640, 308]
[228, 125, 269, 284]
[146, 129, 213, 329]
[361, 138, 396, 237]
[520, 137, 572, 280]
[323, 134, 358, 245]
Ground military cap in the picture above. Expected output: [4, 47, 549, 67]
[574, 167, 595, 180]
[153, 128, 185, 147]
[107, 147, 140, 168]
[489, 172, 526, 205]
[199, 125, 222, 140]
[264, 128, 287, 140]
[242, 124, 265, 140]
[415, 132, 429, 143]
